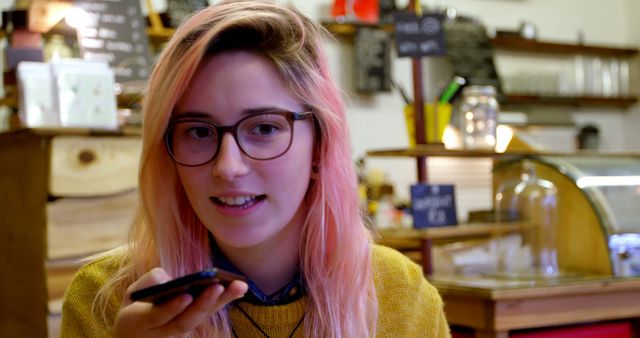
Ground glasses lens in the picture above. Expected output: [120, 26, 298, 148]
[169, 121, 217, 165]
[237, 113, 292, 159]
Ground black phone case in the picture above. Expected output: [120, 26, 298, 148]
[129, 268, 246, 304]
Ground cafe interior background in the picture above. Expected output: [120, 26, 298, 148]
[1, 0, 639, 337]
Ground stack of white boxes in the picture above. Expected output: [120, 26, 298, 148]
[17, 59, 118, 129]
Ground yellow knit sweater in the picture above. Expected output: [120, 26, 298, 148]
[61, 245, 450, 337]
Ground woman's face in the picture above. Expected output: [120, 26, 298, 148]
[173, 51, 315, 251]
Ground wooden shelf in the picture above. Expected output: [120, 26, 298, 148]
[490, 35, 639, 57]
[322, 20, 638, 109]
[0, 92, 144, 110]
[366, 146, 640, 158]
[375, 222, 531, 276]
[0, 95, 17, 107]
[367, 145, 501, 158]
[0, 127, 142, 142]
[322, 20, 639, 58]
[502, 94, 638, 108]
[376, 222, 530, 241]
[321, 20, 392, 37]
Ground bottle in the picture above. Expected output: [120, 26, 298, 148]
[458, 85, 499, 150]
[495, 160, 559, 278]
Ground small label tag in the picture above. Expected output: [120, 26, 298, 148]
[411, 183, 457, 228]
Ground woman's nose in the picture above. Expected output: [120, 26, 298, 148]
[211, 133, 250, 180]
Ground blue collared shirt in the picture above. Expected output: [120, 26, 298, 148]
[209, 238, 305, 306]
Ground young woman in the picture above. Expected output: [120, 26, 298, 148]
[61, 1, 450, 337]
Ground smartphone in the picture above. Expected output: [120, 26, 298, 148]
[130, 268, 247, 304]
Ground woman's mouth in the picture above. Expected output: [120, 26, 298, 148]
[211, 195, 266, 208]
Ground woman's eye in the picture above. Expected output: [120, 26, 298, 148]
[252, 124, 278, 136]
[188, 126, 214, 139]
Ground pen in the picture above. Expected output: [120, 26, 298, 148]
[391, 78, 412, 105]
[438, 75, 466, 103]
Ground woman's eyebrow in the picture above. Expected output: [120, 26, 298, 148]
[172, 106, 298, 122]
[172, 111, 212, 120]
[241, 106, 294, 115]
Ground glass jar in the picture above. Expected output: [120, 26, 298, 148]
[495, 160, 559, 278]
[458, 85, 499, 150]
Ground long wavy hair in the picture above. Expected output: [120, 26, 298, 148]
[96, 1, 377, 336]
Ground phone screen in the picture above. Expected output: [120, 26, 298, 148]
[130, 268, 246, 304]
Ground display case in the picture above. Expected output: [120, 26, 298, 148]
[493, 155, 640, 277]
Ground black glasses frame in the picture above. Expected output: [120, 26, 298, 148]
[165, 111, 314, 166]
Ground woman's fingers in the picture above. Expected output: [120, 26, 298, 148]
[115, 268, 189, 338]
[219, 280, 249, 305]
[122, 268, 173, 306]
[117, 293, 193, 332]
[160, 280, 248, 335]
[157, 284, 225, 335]
[115, 269, 249, 338]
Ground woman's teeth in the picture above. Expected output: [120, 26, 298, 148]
[217, 196, 256, 206]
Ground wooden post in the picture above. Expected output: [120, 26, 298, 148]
[0, 131, 50, 337]
[408, 0, 432, 275]
[419, 238, 433, 275]
[408, 0, 428, 184]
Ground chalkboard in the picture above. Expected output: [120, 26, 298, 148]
[411, 183, 457, 228]
[443, 19, 502, 95]
[392, 12, 446, 58]
[354, 27, 391, 93]
[74, 0, 152, 84]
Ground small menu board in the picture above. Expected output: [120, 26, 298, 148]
[74, 0, 152, 84]
[411, 183, 457, 228]
[392, 12, 446, 58]
[443, 19, 502, 94]
[354, 27, 391, 93]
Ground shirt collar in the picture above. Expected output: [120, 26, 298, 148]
[208, 235, 305, 306]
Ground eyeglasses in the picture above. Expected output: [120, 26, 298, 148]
[165, 111, 314, 166]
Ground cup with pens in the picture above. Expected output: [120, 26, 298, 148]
[398, 76, 466, 146]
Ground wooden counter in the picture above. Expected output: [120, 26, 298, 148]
[429, 275, 640, 337]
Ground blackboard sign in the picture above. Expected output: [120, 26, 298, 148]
[443, 20, 502, 94]
[354, 27, 391, 93]
[392, 12, 446, 58]
[411, 183, 457, 228]
[74, 0, 151, 84]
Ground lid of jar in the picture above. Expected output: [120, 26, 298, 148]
[463, 85, 497, 97]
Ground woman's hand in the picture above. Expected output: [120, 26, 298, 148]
[114, 268, 248, 338]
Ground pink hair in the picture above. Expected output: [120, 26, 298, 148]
[96, 1, 377, 336]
